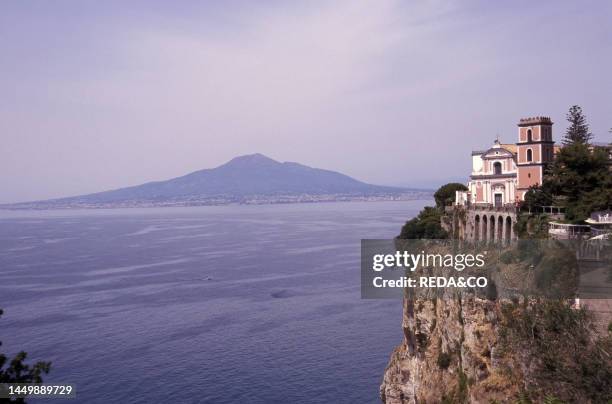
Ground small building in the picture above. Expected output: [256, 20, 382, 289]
[586, 211, 612, 238]
[548, 222, 591, 240]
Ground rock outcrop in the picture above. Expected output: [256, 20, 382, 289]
[380, 290, 612, 403]
[381, 293, 511, 403]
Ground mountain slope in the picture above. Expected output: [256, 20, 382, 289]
[6, 154, 425, 208]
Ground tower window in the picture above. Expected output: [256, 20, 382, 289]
[527, 129, 532, 142]
[526, 149, 533, 162]
[493, 162, 502, 175]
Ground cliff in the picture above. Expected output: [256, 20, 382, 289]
[381, 294, 511, 403]
[380, 291, 611, 403]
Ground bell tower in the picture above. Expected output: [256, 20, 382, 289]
[516, 116, 554, 200]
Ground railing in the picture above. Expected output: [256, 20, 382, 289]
[449, 201, 519, 214]
[469, 203, 518, 214]
[591, 227, 612, 237]
[548, 222, 591, 239]
[524, 205, 565, 215]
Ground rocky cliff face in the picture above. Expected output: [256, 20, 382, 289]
[380, 293, 515, 403]
[381, 219, 612, 403]
[380, 291, 611, 403]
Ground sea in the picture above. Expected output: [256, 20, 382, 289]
[0, 200, 428, 404]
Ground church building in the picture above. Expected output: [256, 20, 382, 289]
[456, 116, 558, 207]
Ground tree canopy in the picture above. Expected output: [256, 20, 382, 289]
[398, 183, 462, 239]
[562, 105, 592, 145]
[398, 206, 448, 239]
[525, 142, 611, 222]
[522, 105, 610, 222]
[433, 183, 467, 209]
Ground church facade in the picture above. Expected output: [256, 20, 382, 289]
[456, 116, 557, 207]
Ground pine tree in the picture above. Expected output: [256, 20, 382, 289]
[562, 105, 592, 145]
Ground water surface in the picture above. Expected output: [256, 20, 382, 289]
[0, 201, 428, 403]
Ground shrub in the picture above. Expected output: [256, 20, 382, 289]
[398, 207, 448, 239]
[437, 351, 452, 369]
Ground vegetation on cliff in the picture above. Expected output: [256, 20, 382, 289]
[398, 183, 466, 239]
[497, 299, 612, 403]
[398, 207, 448, 239]
[514, 213, 550, 239]
[381, 294, 612, 403]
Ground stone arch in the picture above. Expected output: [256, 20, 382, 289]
[490, 215, 495, 241]
[482, 215, 488, 241]
[505, 216, 512, 241]
[474, 215, 480, 241]
[497, 215, 503, 241]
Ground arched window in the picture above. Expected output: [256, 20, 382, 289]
[527, 129, 532, 142]
[493, 162, 502, 175]
[526, 149, 533, 162]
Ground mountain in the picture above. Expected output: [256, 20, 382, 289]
[3, 154, 430, 208]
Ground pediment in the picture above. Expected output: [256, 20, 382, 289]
[482, 147, 515, 159]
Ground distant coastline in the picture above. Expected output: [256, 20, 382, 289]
[0, 191, 432, 211]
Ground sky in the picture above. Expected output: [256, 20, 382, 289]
[1, 0, 611, 203]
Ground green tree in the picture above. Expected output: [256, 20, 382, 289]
[562, 105, 592, 145]
[524, 141, 611, 222]
[398, 206, 448, 239]
[0, 309, 51, 404]
[514, 213, 551, 239]
[545, 143, 611, 221]
[523, 185, 553, 212]
[433, 183, 467, 209]
[399, 183, 464, 239]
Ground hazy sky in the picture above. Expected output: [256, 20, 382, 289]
[1, 0, 611, 203]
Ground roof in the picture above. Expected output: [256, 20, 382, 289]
[518, 116, 553, 126]
[473, 142, 564, 157]
[472, 144, 516, 156]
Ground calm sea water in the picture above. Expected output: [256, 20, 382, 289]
[0, 200, 428, 404]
